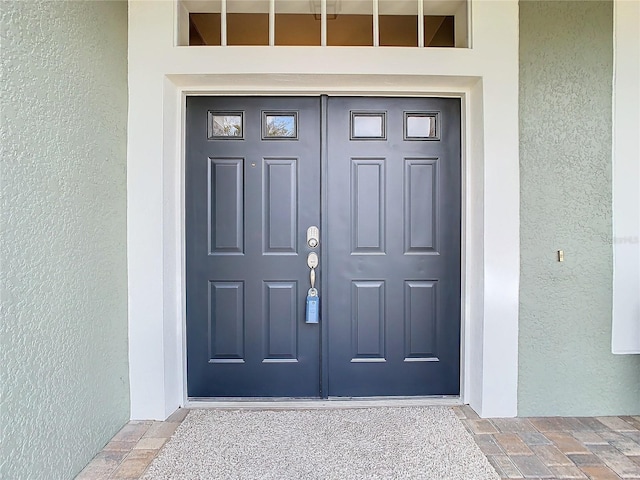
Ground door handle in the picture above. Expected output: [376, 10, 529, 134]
[307, 252, 318, 293]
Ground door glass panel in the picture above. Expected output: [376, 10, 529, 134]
[208, 112, 244, 139]
[404, 113, 439, 140]
[327, 0, 373, 46]
[275, 0, 321, 46]
[351, 112, 386, 139]
[227, 0, 269, 46]
[263, 112, 298, 139]
[379, 0, 418, 47]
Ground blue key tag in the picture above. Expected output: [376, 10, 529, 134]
[306, 288, 319, 324]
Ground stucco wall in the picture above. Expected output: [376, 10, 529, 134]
[519, 0, 640, 416]
[0, 1, 129, 478]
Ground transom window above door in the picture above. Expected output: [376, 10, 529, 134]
[179, 0, 469, 48]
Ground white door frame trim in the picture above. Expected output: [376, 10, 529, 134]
[612, 0, 640, 354]
[176, 87, 471, 407]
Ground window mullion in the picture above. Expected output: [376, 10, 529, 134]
[417, 0, 424, 47]
[269, 0, 275, 46]
[221, 0, 227, 46]
[373, 0, 379, 47]
[321, 0, 327, 46]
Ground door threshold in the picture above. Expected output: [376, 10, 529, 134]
[185, 396, 462, 410]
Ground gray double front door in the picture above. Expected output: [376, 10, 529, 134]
[186, 96, 461, 398]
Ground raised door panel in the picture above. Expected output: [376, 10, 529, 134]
[263, 281, 298, 362]
[209, 158, 244, 255]
[263, 158, 298, 255]
[404, 281, 438, 361]
[351, 159, 386, 254]
[351, 281, 386, 362]
[404, 158, 438, 254]
[209, 281, 244, 363]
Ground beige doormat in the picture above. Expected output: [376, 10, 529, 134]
[142, 406, 499, 480]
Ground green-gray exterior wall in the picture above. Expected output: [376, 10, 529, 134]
[518, 0, 640, 416]
[0, 1, 129, 478]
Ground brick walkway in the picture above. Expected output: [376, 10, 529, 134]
[75, 409, 188, 480]
[76, 406, 640, 479]
[455, 405, 640, 479]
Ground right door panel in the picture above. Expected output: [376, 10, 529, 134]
[326, 97, 461, 396]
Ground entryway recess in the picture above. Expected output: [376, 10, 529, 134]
[185, 96, 461, 398]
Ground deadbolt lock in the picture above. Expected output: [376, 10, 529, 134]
[307, 226, 319, 248]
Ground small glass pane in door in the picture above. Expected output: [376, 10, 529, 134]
[405, 113, 439, 140]
[208, 112, 244, 139]
[351, 113, 386, 139]
[263, 112, 298, 139]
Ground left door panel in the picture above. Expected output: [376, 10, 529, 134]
[186, 97, 321, 397]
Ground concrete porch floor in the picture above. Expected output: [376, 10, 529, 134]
[76, 406, 640, 480]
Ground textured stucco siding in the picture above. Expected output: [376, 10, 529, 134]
[0, 1, 129, 478]
[519, 1, 640, 416]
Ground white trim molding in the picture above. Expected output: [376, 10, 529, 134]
[127, 0, 519, 420]
[612, 0, 640, 354]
